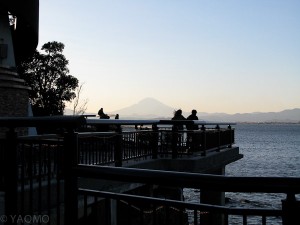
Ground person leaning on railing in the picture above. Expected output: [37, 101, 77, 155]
[171, 109, 186, 148]
[186, 109, 199, 152]
[171, 109, 186, 130]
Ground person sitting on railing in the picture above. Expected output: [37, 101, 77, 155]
[97, 107, 110, 131]
[98, 108, 110, 119]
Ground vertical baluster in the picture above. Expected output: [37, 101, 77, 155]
[194, 209, 198, 225]
[5, 128, 18, 225]
[262, 215, 266, 225]
[139, 206, 144, 225]
[243, 214, 247, 225]
[228, 125, 233, 148]
[282, 193, 300, 225]
[153, 204, 157, 225]
[47, 144, 51, 224]
[216, 125, 220, 151]
[29, 142, 34, 216]
[56, 150, 61, 225]
[114, 125, 123, 167]
[201, 125, 206, 156]
[172, 126, 178, 159]
[151, 124, 158, 159]
[127, 202, 132, 225]
[165, 206, 170, 225]
[38, 143, 42, 220]
[84, 194, 88, 220]
[20, 143, 25, 217]
[224, 213, 229, 225]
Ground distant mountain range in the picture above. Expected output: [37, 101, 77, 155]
[65, 97, 300, 123]
[108, 98, 300, 123]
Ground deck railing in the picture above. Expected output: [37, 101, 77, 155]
[78, 119, 235, 166]
[75, 165, 300, 225]
[0, 116, 299, 225]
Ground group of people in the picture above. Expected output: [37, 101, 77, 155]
[97, 107, 199, 151]
[96, 108, 119, 132]
[98, 107, 199, 127]
[171, 109, 199, 130]
[171, 109, 200, 152]
[98, 108, 119, 120]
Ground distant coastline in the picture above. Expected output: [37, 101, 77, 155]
[235, 121, 300, 124]
[65, 98, 300, 124]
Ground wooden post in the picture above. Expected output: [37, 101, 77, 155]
[228, 125, 232, 148]
[201, 125, 206, 156]
[171, 126, 178, 159]
[64, 129, 79, 225]
[282, 193, 300, 225]
[216, 125, 220, 152]
[114, 125, 123, 167]
[4, 128, 18, 225]
[151, 124, 158, 159]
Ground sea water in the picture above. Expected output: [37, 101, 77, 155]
[184, 123, 300, 224]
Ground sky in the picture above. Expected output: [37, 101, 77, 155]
[38, 0, 300, 115]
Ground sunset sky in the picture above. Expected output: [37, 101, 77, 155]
[38, 0, 300, 114]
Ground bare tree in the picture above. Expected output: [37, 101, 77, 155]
[71, 82, 88, 115]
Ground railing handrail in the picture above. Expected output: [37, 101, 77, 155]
[0, 115, 86, 128]
[78, 188, 283, 216]
[86, 119, 236, 126]
[74, 165, 300, 194]
[0, 116, 236, 129]
[86, 119, 160, 125]
[159, 119, 236, 126]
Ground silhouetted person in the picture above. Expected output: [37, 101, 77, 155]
[115, 114, 119, 119]
[171, 109, 186, 130]
[98, 108, 110, 119]
[186, 109, 199, 152]
[186, 109, 199, 130]
[97, 107, 110, 131]
[171, 109, 186, 150]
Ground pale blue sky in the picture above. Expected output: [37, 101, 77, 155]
[38, 0, 300, 114]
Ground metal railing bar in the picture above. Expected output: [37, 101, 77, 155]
[78, 188, 282, 217]
[0, 115, 86, 128]
[86, 119, 160, 125]
[74, 165, 300, 194]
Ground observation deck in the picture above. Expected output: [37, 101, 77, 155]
[0, 116, 299, 225]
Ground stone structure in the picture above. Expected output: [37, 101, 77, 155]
[0, 1, 39, 136]
[0, 67, 30, 136]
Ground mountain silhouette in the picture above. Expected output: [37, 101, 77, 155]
[109, 97, 176, 119]
[109, 98, 300, 122]
[65, 97, 300, 123]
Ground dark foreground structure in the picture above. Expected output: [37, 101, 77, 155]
[1, 2, 299, 224]
[0, 0, 39, 134]
[0, 116, 299, 225]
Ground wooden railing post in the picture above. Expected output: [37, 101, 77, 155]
[201, 125, 206, 156]
[228, 125, 232, 148]
[115, 125, 123, 167]
[216, 125, 220, 151]
[151, 124, 158, 159]
[171, 126, 178, 159]
[4, 128, 18, 225]
[64, 129, 79, 225]
[282, 193, 300, 225]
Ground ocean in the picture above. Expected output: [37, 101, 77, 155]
[184, 123, 300, 224]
